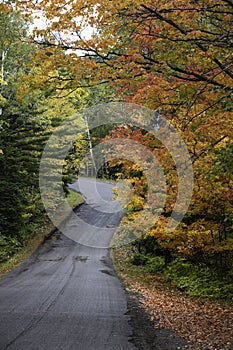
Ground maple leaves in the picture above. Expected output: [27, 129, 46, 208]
[114, 246, 233, 349]
[138, 282, 233, 349]
[17, 1, 233, 86]
[16, 1, 233, 119]
[12, 0, 233, 272]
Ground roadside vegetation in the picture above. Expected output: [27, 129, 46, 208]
[113, 240, 233, 301]
[0, 189, 83, 276]
[0, 0, 232, 311]
[112, 244, 233, 349]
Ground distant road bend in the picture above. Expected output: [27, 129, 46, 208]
[0, 178, 137, 350]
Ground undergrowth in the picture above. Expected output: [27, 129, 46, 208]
[129, 251, 233, 300]
[0, 189, 83, 274]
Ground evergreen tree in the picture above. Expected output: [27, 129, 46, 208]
[0, 5, 52, 259]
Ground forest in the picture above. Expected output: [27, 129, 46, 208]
[0, 0, 232, 300]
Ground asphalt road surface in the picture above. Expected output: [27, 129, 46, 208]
[0, 178, 187, 350]
[66, 177, 124, 248]
[0, 178, 136, 350]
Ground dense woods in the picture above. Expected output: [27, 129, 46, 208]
[0, 1, 232, 298]
[0, 3, 87, 260]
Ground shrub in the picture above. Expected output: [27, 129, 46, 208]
[165, 258, 233, 300]
[130, 252, 166, 274]
[146, 256, 166, 274]
[130, 252, 149, 265]
[0, 235, 22, 262]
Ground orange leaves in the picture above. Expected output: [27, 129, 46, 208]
[13, 0, 233, 268]
[137, 282, 233, 349]
[17, 0, 233, 107]
[114, 244, 233, 350]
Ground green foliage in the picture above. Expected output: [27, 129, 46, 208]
[66, 190, 84, 208]
[130, 252, 148, 265]
[130, 252, 166, 274]
[0, 235, 22, 262]
[129, 251, 233, 300]
[165, 258, 233, 300]
[0, 7, 106, 265]
[212, 142, 233, 176]
[0, 7, 85, 262]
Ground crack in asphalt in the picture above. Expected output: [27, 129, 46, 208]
[0, 179, 188, 350]
[3, 254, 78, 350]
[0, 180, 136, 350]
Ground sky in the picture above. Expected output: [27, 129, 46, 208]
[31, 10, 94, 40]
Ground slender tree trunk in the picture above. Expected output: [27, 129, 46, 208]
[84, 115, 97, 176]
[0, 48, 8, 116]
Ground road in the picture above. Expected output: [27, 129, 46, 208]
[0, 178, 136, 350]
[66, 177, 123, 248]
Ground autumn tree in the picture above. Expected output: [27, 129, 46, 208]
[0, 4, 87, 260]
[16, 0, 233, 271]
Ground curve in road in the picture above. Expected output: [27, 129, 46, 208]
[0, 179, 136, 350]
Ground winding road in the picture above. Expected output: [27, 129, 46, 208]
[0, 178, 136, 350]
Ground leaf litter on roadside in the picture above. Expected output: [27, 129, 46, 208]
[114, 248, 233, 350]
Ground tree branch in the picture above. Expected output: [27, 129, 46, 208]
[192, 135, 228, 164]
[167, 63, 233, 91]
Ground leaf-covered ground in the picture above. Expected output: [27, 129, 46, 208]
[112, 247, 233, 350]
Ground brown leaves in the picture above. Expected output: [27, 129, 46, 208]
[114, 247, 233, 350]
[126, 275, 233, 349]
[137, 285, 233, 349]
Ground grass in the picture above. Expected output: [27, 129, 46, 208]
[0, 222, 54, 277]
[0, 189, 84, 278]
[111, 245, 167, 287]
[66, 189, 84, 208]
[111, 245, 233, 302]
